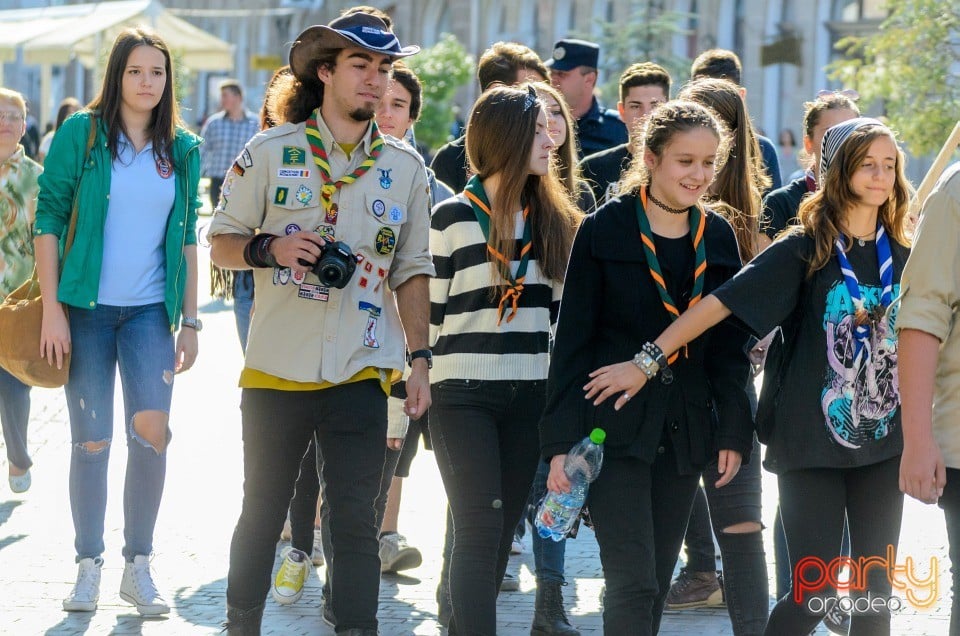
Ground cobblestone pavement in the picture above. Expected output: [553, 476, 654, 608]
[0, 232, 952, 635]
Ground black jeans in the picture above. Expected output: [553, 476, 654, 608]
[429, 379, 544, 635]
[765, 456, 903, 636]
[681, 435, 768, 635]
[226, 382, 387, 632]
[588, 443, 701, 635]
[940, 467, 960, 636]
[289, 436, 321, 556]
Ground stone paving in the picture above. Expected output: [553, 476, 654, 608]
[0, 226, 953, 635]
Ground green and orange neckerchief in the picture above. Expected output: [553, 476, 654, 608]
[636, 186, 707, 362]
[305, 108, 384, 212]
[463, 176, 532, 325]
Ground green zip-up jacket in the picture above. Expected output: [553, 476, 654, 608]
[34, 111, 202, 331]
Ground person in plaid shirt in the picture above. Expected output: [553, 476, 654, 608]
[201, 80, 260, 349]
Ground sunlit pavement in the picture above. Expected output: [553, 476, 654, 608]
[0, 213, 952, 635]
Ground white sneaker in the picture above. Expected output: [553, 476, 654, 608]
[63, 557, 103, 612]
[272, 546, 310, 605]
[379, 533, 422, 573]
[119, 555, 170, 616]
[311, 528, 324, 567]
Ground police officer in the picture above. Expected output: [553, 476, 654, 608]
[209, 11, 434, 635]
[547, 38, 627, 158]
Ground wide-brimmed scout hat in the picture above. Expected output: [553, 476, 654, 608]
[289, 12, 420, 83]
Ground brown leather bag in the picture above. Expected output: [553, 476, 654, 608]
[0, 116, 95, 387]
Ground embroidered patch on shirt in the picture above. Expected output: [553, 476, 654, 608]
[282, 146, 306, 166]
[156, 158, 172, 179]
[378, 168, 392, 189]
[317, 225, 336, 241]
[285, 223, 301, 235]
[375, 226, 396, 255]
[325, 203, 339, 224]
[222, 174, 236, 197]
[274, 187, 289, 205]
[372, 199, 386, 217]
[388, 205, 403, 223]
[231, 161, 245, 177]
[299, 282, 330, 302]
[296, 184, 313, 206]
[240, 148, 254, 168]
[278, 168, 310, 178]
[359, 301, 382, 348]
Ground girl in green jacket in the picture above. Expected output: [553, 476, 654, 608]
[33, 27, 201, 618]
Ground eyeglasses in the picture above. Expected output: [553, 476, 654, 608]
[0, 111, 25, 123]
[817, 88, 859, 101]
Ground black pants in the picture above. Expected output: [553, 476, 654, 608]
[681, 435, 768, 635]
[209, 175, 224, 211]
[940, 467, 960, 636]
[289, 436, 321, 556]
[429, 379, 544, 635]
[588, 443, 701, 635]
[765, 455, 903, 636]
[226, 382, 387, 632]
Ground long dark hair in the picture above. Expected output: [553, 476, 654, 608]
[87, 27, 181, 166]
[679, 78, 766, 261]
[276, 49, 338, 124]
[55, 97, 82, 130]
[466, 85, 581, 286]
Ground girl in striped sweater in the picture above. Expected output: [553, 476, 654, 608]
[428, 84, 581, 634]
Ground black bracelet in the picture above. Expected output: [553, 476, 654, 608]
[243, 233, 279, 268]
[642, 341, 674, 385]
[642, 342, 668, 368]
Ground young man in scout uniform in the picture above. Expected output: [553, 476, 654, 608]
[208, 11, 433, 635]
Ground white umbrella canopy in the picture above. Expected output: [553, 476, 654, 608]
[0, 0, 234, 71]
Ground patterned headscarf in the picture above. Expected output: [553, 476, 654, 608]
[819, 117, 885, 183]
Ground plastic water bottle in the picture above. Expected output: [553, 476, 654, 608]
[535, 428, 606, 541]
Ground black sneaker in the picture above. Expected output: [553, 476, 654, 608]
[822, 600, 851, 635]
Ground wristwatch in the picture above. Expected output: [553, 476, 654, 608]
[181, 316, 203, 332]
[406, 348, 432, 369]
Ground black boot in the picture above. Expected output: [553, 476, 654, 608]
[222, 603, 264, 635]
[530, 580, 580, 636]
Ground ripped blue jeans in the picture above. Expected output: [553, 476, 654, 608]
[65, 302, 174, 562]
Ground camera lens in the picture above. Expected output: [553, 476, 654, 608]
[321, 265, 343, 284]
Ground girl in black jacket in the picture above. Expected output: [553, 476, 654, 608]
[541, 100, 754, 634]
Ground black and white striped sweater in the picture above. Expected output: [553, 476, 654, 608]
[429, 195, 563, 383]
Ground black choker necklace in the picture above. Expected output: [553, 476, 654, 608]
[646, 188, 689, 215]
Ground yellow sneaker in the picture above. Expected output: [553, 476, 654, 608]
[272, 547, 309, 605]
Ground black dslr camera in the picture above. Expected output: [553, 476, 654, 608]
[299, 241, 358, 288]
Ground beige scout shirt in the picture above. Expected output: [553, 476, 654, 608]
[207, 116, 434, 384]
[898, 162, 960, 468]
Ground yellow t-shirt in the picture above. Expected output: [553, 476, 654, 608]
[240, 366, 392, 395]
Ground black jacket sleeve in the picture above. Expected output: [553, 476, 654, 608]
[540, 215, 603, 459]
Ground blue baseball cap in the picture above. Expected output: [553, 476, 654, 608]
[546, 39, 600, 72]
[290, 12, 420, 83]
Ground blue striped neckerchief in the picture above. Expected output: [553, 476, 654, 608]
[833, 222, 894, 364]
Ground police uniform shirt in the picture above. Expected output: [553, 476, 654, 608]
[580, 142, 632, 207]
[207, 116, 434, 384]
[576, 97, 628, 159]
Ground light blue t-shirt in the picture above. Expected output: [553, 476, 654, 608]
[97, 135, 175, 306]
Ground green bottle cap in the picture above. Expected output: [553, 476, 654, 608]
[589, 428, 606, 445]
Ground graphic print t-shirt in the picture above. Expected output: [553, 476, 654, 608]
[713, 232, 909, 474]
